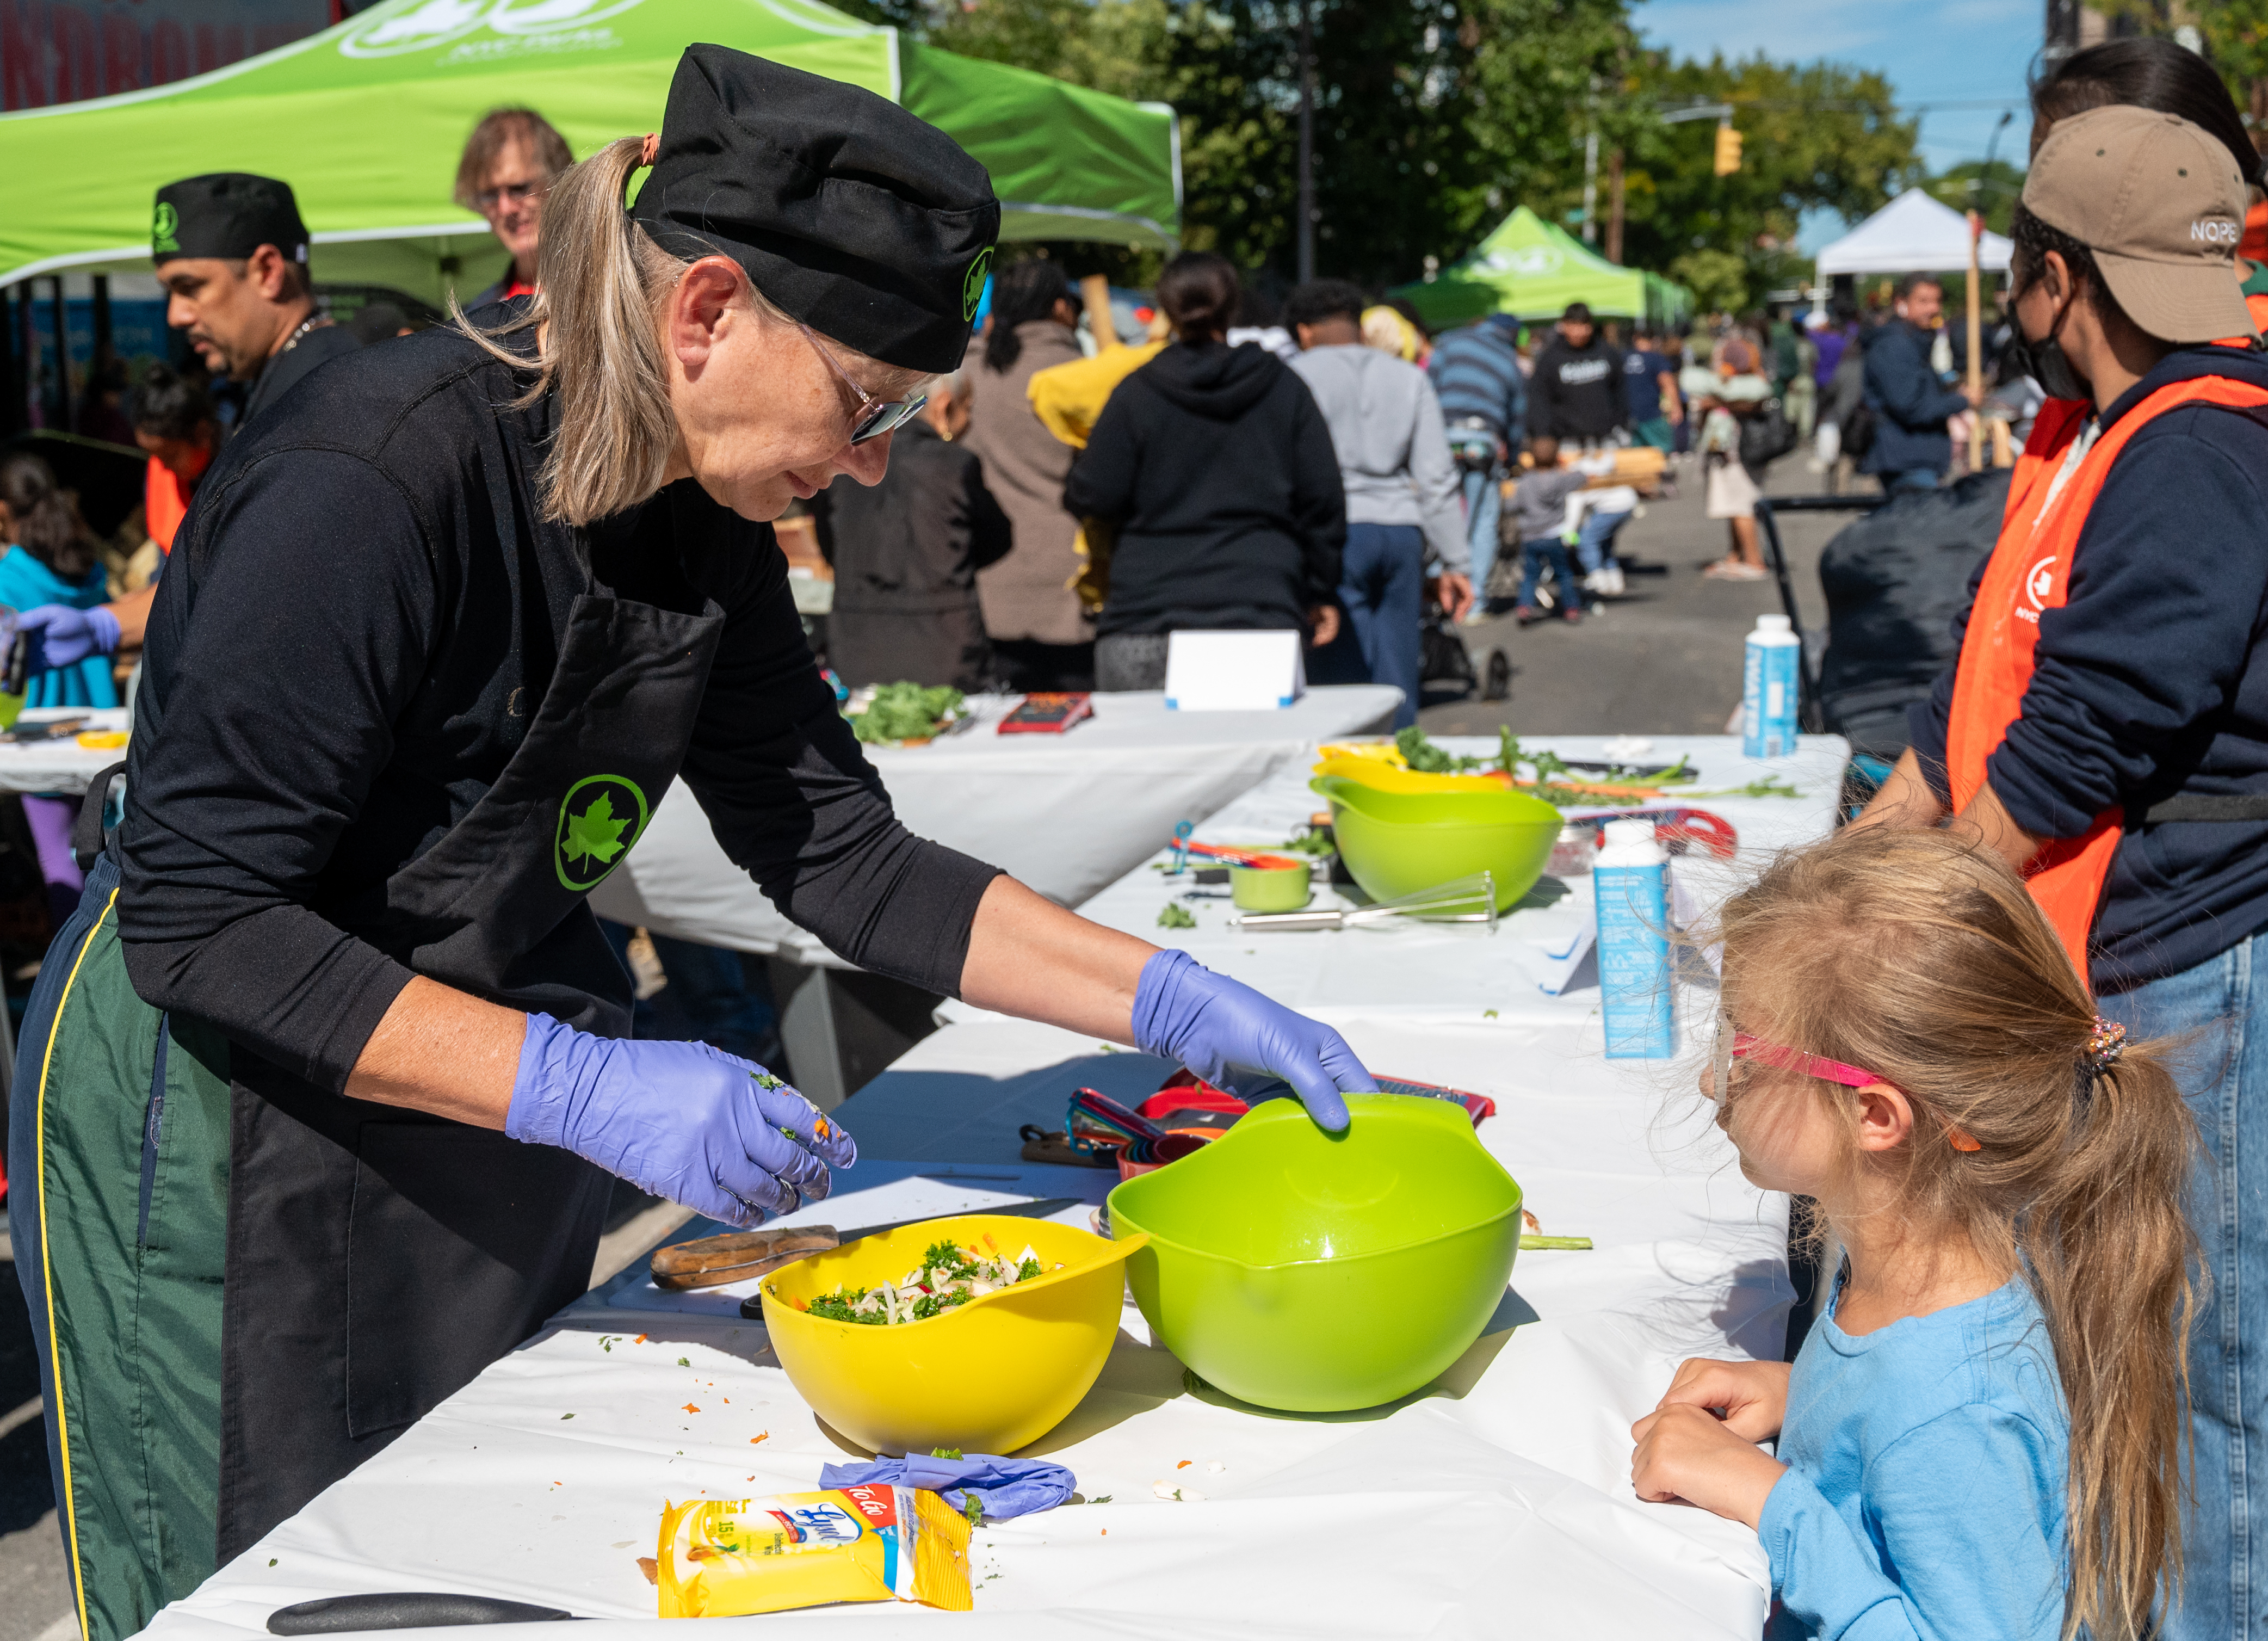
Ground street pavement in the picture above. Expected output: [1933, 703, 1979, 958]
[0, 1230, 73, 1641]
[0, 449, 1874, 1641]
[1419, 451, 1847, 736]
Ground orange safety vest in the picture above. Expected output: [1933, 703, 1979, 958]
[1946, 374, 2268, 972]
[144, 455, 192, 554]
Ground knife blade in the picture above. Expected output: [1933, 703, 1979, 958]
[736, 1196, 1086, 1320]
[268, 1593, 580, 1633]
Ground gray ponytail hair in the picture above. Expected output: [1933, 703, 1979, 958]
[450, 135, 689, 527]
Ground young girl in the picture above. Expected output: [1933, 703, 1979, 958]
[1629, 826, 2198, 1640]
[0, 453, 121, 928]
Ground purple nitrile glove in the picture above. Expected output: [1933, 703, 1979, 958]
[16, 603, 121, 670]
[818, 1453, 1077, 1522]
[1130, 949, 1373, 1131]
[506, 1013, 857, 1228]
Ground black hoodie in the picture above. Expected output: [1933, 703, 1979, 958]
[1063, 340, 1346, 635]
[1527, 334, 1627, 441]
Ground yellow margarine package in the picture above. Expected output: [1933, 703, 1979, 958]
[656, 1485, 972, 1618]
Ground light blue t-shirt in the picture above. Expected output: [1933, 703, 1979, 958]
[0, 544, 118, 710]
[1762, 1276, 2068, 1640]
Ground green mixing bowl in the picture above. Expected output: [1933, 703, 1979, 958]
[1229, 860, 1312, 911]
[1309, 775, 1561, 912]
[1108, 1094, 1522, 1411]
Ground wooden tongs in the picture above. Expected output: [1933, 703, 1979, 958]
[648, 1225, 842, 1291]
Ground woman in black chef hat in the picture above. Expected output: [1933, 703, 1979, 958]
[10, 47, 1377, 1641]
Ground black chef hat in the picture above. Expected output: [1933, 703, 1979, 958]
[152, 173, 310, 267]
[629, 45, 1000, 373]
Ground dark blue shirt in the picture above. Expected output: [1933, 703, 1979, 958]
[1427, 316, 1525, 441]
[1622, 346, 1667, 422]
[1908, 346, 2268, 992]
[1861, 319, 1969, 476]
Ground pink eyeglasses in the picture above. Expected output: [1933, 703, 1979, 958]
[1710, 1015, 1979, 1150]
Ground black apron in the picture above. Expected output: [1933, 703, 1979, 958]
[219, 576, 724, 1551]
[13, 519, 722, 1639]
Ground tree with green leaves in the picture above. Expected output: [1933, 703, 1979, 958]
[1615, 54, 1922, 313]
[1923, 158, 2024, 239]
[851, 2, 1923, 313]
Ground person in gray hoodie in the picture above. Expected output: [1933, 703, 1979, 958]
[1286, 280, 1467, 727]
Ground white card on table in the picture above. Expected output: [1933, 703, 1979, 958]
[1163, 629, 1306, 711]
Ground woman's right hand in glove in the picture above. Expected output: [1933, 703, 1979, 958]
[505, 1013, 856, 1227]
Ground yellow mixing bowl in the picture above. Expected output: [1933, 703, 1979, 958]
[758, 1215, 1147, 1457]
[1312, 756, 1511, 796]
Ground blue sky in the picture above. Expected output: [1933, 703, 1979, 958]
[1639, 0, 2043, 245]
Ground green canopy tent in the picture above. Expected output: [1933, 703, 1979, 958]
[0, 0, 1181, 305]
[1395, 206, 1690, 332]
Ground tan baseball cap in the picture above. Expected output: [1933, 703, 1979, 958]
[2022, 104, 2255, 343]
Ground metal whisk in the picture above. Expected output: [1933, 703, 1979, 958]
[1228, 871, 1498, 932]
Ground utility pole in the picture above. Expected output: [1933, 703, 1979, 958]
[1296, 1, 1315, 282]
[1606, 149, 1625, 264]
[1580, 76, 1600, 243]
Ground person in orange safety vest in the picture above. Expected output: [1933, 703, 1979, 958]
[128, 362, 216, 557]
[1852, 104, 2268, 1641]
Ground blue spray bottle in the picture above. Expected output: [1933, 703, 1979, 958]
[1595, 818, 1674, 1059]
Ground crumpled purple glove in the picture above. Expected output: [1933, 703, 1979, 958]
[16, 603, 121, 670]
[818, 1453, 1077, 1522]
[505, 1013, 856, 1227]
[1130, 949, 1373, 1131]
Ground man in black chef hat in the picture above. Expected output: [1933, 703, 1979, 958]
[151, 172, 359, 434]
[12, 175, 367, 681]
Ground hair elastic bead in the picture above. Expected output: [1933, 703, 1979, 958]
[2086, 1016, 2128, 1071]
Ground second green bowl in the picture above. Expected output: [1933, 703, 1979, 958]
[1309, 775, 1561, 912]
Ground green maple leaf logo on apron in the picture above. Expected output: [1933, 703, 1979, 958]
[563, 793, 630, 865]
[554, 774, 650, 891]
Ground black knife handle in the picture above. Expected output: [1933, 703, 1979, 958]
[4, 630, 31, 698]
[268, 1593, 578, 1633]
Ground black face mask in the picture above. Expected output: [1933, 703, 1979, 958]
[2007, 287, 2091, 403]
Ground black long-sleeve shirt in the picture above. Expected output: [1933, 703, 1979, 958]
[1064, 339, 1345, 635]
[116, 325, 999, 1092]
[1906, 346, 2268, 992]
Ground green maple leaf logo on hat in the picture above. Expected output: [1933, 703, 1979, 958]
[563, 792, 631, 866]
[963, 246, 994, 322]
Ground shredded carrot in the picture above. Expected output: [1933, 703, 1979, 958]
[750, 1433, 770, 1445]
[634, 1334, 649, 1344]
[683, 1404, 701, 1413]
[1176, 1460, 1191, 1470]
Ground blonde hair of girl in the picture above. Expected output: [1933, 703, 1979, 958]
[1712, 826, 2199, 1641]
[451, 135, 918, 527]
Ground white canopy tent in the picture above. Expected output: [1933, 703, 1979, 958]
[1814, 188, 2013, 276]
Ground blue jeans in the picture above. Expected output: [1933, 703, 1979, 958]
[1517, 538, 1576, 612]
[2102, 934, 2268, 1640]
[1334, 522, 1426, 728]
[1460, 466, 1502, 607]
[1572, 508, 1633, 577]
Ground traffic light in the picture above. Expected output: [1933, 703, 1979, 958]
[1714, 124, 1742, 176]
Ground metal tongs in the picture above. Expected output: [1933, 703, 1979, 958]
[1229, 871, 1498, 933]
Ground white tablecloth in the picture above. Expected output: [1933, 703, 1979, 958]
[588, 687, 1402, 963]
[0, 707, 128, 794]
[135, 731, 1846, 1640]
[138, 1014, 1790, 1641]
[973, 732, 1852, 1024]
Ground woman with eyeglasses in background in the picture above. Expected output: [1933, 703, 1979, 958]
[455, 104, 573, 307]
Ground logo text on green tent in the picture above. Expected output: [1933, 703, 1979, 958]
[342, 0, 651, 59]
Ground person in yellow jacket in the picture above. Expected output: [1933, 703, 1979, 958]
[1026, 275, 1168, 612]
